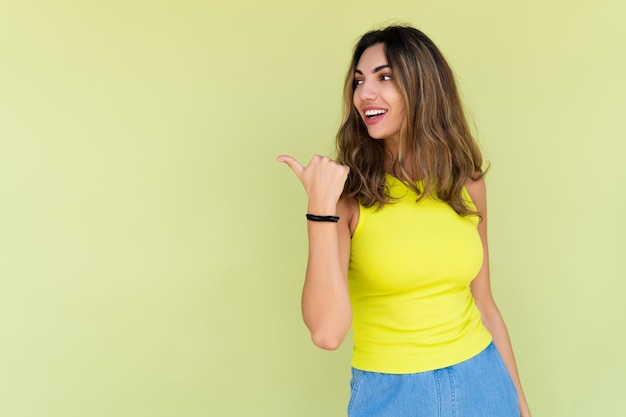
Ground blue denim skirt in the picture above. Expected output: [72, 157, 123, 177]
[348, 342, 519, 417]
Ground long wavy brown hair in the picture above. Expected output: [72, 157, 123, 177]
[336, 25, 485, 217]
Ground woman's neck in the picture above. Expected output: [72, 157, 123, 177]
[383, 138, 399, 174]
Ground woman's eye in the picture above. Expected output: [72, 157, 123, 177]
[354, 79, 364, 86]
[381, 74, 392, 81]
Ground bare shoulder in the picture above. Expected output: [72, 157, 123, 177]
[464, 176, 487, 213]
[337, 196, 359, 236]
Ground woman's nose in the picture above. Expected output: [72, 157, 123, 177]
[357, 81, 377, 101]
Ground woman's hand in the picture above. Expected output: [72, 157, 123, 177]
[277, 154, 350, 215]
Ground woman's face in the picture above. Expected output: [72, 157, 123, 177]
[353, 43, 405, 143]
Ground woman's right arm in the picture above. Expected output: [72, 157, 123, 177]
[277, 154, 354, 350]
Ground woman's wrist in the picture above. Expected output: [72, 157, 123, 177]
[307, 203, 337, 216]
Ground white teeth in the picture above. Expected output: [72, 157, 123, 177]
[365, 109, 387, 117]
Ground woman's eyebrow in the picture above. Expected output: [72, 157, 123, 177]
[354, 64, 391, 75]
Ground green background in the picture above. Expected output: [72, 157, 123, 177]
[1, 1, 624, 416]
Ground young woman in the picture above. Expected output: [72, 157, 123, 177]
[278, 25, 531, 417]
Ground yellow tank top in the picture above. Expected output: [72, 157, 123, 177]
[348, 174, 492, 374]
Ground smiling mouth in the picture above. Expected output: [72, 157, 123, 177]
[365, 109, 387, 118]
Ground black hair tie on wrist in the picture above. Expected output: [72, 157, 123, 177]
[306, 214, 340, 222]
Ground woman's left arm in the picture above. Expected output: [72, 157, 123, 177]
[465, 177, 532, 417]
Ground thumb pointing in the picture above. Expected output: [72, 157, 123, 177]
[277, 155, 304, 178]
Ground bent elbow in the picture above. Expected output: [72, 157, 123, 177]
[311, 332, 344, 350]
[304, 312, 352, 350]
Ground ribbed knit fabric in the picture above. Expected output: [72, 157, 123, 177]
[348, 175, 492, 373]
